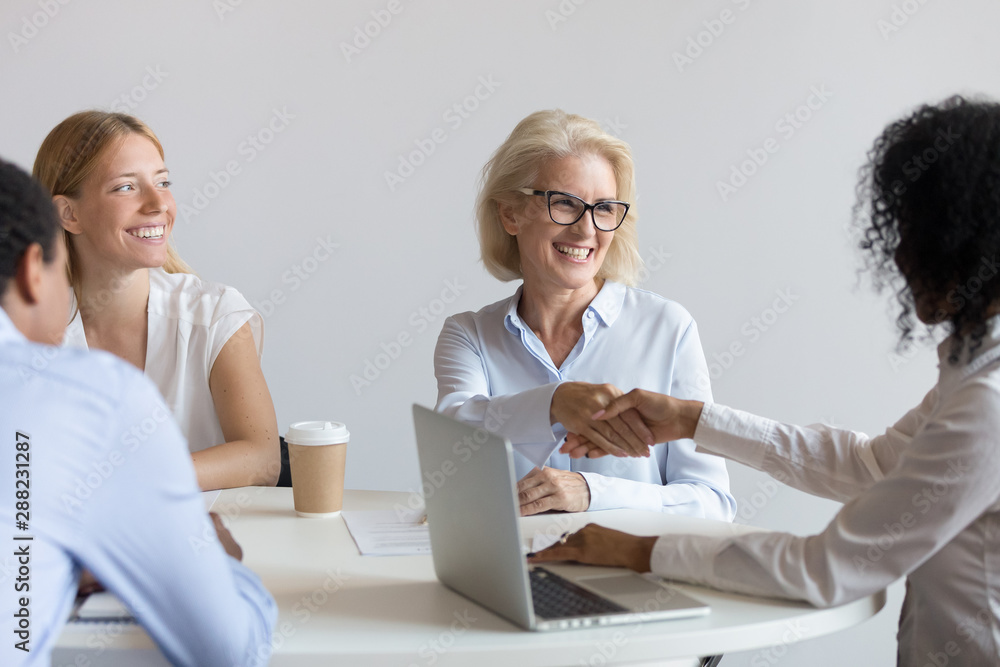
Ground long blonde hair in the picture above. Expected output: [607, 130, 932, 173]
[477, 109, 643, 286]
[32, 111, 193, 294]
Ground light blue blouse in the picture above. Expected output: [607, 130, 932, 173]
[434, 280, 736, 519]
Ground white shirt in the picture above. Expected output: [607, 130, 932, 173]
[0, 308, 276, 666]
[651, 318, 1000, 664]
[435, 280, 736, 519]
[63, 268, 263, 452]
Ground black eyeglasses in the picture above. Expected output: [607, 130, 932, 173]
[517, 189, 630, 232]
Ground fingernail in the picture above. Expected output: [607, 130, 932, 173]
[592, 409, 606, 419]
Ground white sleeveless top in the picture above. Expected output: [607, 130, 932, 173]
[63, 268, 263, 452]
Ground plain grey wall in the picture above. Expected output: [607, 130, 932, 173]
[4, 1, 998, 664]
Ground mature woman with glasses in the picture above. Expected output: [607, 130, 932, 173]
[34, 111, 280, 491]
[434, 110, 735, 519]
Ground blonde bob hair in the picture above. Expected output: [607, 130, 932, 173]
[32, 111, 192, 294]
[476, 109, 643, 286]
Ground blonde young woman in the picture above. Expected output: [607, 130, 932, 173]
[434, 110, 735, 519]
[34, 111, 279, 490]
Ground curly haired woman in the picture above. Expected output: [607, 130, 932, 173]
[534, 96, 1000, 664]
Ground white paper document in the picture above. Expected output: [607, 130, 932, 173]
[342, 509, 431, 556]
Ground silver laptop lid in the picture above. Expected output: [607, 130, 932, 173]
[412, 404, 536, 629]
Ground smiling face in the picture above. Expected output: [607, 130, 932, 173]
[59, 133, 175, 274]
[501, 153, 617, 298]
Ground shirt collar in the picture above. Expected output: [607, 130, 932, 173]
[937, 313, 1000, 383]
[588, 280, 626, 327]
[0, 307, 26, 345]
[503, 280, 627, 333]
[503, 284, 525, 333]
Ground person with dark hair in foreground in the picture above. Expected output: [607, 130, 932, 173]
[532, 96, 1000, 664]
[0, 156, 276, 665]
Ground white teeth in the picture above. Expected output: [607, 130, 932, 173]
[128, 226, 164, 240]
[555, 244, 589, 259]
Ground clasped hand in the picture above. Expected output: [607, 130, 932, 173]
[549, 382, 653, 458]
[556, 386, 705, 460]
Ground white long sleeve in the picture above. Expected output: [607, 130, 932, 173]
[649, 330, 1000, 664]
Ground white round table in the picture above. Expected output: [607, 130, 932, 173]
[55, 487, 885, 666]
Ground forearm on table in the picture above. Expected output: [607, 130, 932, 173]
[192, 438, 280, 490]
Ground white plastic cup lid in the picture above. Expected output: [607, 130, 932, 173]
[285, 421, 350, 446]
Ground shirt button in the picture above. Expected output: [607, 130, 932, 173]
[586, 312, 594, 319]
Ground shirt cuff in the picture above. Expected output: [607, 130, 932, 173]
[504, 382, 563, 467]
[578, 472, 663, 512]
[693, 402, 772, 471]
[649, 533, 722, 584]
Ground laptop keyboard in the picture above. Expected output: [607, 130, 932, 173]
[530, 568, 629, 620]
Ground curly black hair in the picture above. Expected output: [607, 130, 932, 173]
[854, 95, 1000, 364]
[0, 157, 61, 297]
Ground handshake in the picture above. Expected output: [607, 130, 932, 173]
[550, 382, 706, 458]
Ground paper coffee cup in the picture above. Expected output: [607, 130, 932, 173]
[285, 421, 350, 518]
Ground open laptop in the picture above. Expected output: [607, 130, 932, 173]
[412, 404, 709, 631]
